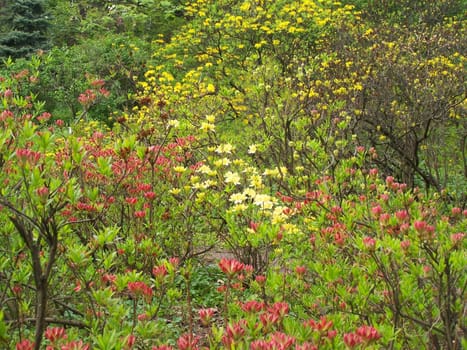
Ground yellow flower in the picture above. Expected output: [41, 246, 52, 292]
[249, 174, 263, 189]
[353, 83, 363, 91]
[144, 70, 156, 78]
[196, 192, 206, 203]
[276, 20, 290, 31]
[229, 192, 247, 204]
[214, 158, 231, 167]
[239, 1, 250, 12]
[243, 188, 256, 198]
[174, 166, 186, 173]
[159, 71, 174, 82]
[225, 171, 241, 185]
[168, 119, 180, 128]
[200, 122, 215, 132]
[215, 143, 234, 154]
[253, 194, 275, 209]
[170, 188, 181, 195]
[206, 83, 216, 93]
[230, 204, 248, 212]
[247, 144, 257, 154]
[281, 223, 301, 235]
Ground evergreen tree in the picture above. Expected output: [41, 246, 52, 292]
[0, 0, 50, 60]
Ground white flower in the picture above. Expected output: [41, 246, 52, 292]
[224, 171, 241, 185]
[201, 180, 216, 188]
[229, 192, 247, 204]
[214, 158, 231, 167]
[197, 165, 216, 176]
[248, 144, 257, 154]
[168, 119, 180, 128]
[243, 188, 256, 198]
[253, 194, 275, 209]
[215, 143, 234, 154]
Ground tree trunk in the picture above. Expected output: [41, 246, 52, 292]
[34, 278, 48, 350]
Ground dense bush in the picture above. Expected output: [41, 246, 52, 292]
[1, 61, 466, 350]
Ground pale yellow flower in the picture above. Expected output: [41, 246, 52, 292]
[214, 158, 231, 167]
[230, 204, 248, 212]
[229, 192, 247, 204]
[249, 174, 263, 189]
[200, 122, 215, 132]
[225, 171, 241, 185]
[168, 119, 180, 128]
[215, 143, 234, 154]
[243, 188, 256, 198]
[272, 206, 289, 224]
[253, 194, 275, 209]
[197, 165, 214, 175]
[247, 144, 257, 154]
[201, 180, 216, 189]
[263, 168, 279, 177]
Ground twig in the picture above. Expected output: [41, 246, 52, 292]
[6, 317, 88, 329]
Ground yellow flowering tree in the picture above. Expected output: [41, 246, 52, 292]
[135, 0, 465, 202]
[135, 0, 361, 183]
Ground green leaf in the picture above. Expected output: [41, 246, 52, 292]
[37, 130, 53, 152]
[97, 156, 113, 177]
[93, 328, 122, 350]
[0, 311, 8, 345]
[86, 186, 100, 201]
[22, 120, 36, 139]
[92, 288, 115, 307]
[102, 251, 117, 270]
[65, 178, 81, 203]
[95, 226, 119, 247]
[136, 145, 147, 160]
[67, 245, 91, 266]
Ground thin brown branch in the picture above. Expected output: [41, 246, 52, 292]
[6, 317, 89, 329]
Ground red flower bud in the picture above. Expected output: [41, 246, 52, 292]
[219, 258, 244, 277]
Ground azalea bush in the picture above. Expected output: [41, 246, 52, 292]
[275, 156, 467, 349]
[2, 63, 465, 350]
